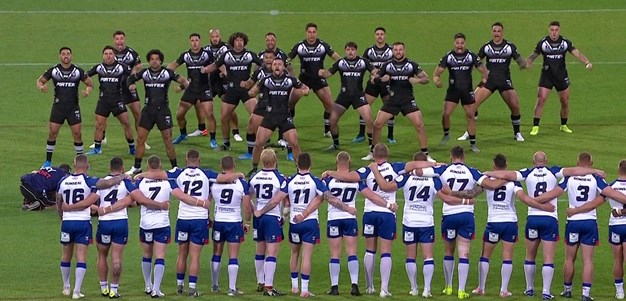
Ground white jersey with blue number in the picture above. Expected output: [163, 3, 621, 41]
[396, 174, 442, 227]
[168, 167, 218, 220]
[356, 162, 406, 214]
[97, 177, 134, 221]
[211, 178, 249, 223]
[137, 178, 177, 229]
[560, 174, 608, 221]
[249, 169, 285, 218]
[609, 179, 626, 226]
[58, 173, 99, 221]
[324, 177, 364, 221]
[516, 166, 563, 219]
[486, 180, 523, 223]
[282, 172, 327, 222]
[423, 163, 486, 216]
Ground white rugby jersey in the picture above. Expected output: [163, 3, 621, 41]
[609, 179, 626, 226]
[516, 166, 563, 219]
[324, 177, 365, 221]
[211, 178, 249, 223]
[485, 180, 523, 223]
[423, 163, 485, 216]
[356, 161, 406, 214]
[559, 174, 608, 221]
[136, 178, 177, 230]
[58, 173, 99, 221]
[396, 174, 442, 228]
[168, 167, 218, 220]
[249, 169, 285, 217]
[97, 177, 134, 221]
[282, 172, 327, 222]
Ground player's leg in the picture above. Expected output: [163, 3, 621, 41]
[420, 241, 435, 298]
[211, 241, 224, 292]
[140, 241, 154, 294]
[226, 241, 242, 295]
[355, 93, 377, 141]
[73, 243, 89, 297]
[580, 244, 595, 299]
[45, 122, 63, 166]
[456, 236, 472, 298]
[379, 237, 394, 296]
[406, 110, 431, 158]
[531, 86, 551, 135]
[175, 240, 189, 295]
[282, 128, 301, 162]
[562, 243, 579, 297]
[255, 240, 267, 291]
[130, 126, 150, 174]
[190, 100, 206, 136]
[344, 234, 360, 295]
[441, 100, 457, 145]
[108, 242, 124, 297]
[220, 102, 237, 149]
[499, 241, 515, 296]
[230, 110, 242, 142]
[299, 242, 315, 297]
[354, 99, 374, 155]
[327, 102, 348, 150]
[60, 242, 74, 295]
[89, 114, 107, 154]
[151, 241, 167, 297]
[173, 101, 193, 144]
[114, 111, 136, 154]
[159, 127, 177, 169]
[461, 101, 478, 152]
[475, 240, 496, 294]
[264, 241, 281, 294]
[96, 242, 111, 295]
[327, 233, 342, 294]
[202, 101, 218, 147]
[541, 240, 557, 297]
[290, 242, 302, 294]
[473, 86, 493, 113]
[364, 237, 378, 293]
[500, 89, 523, 140]
[313, 86, 334, 136]
[405, 240, 419, 295]
[68, 117, 83, 155]
[237, 99, 259, 158]
[371, 110, 393, 148]
[557, 87, 572, 132]
[250, 126, 273, 174]
[612, 242, 625, 299]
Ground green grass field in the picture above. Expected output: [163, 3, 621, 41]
[1, 1, 626, 300]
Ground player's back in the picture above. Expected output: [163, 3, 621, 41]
[433, 163, 482, 215]
[609, 180, 626, 226]
[136, 178, 173, 229]
[485, 180, 522, 223]
[250, 169, 285, 217]
[519, 166, 562, 218]
[286, 172, 326, 222]
[97, 177, 134, 221]
[397, 174, 439, 227]
[170, 167, 215, 220]
[561, 174, 607, 221]
[58, 173, 98, 221]
[358, 162, 405, 213]
[325, 177, 359, 221]
[211, 178, 248, 223]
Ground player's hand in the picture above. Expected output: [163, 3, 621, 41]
[175, 86, 182, 93]
[243, 223, 250, 234]
[388, 203, 398, 212]
[368, 162, 378, 170]
[435, 80, 443, 88]
[97, 207, 107, 216]
[160, 201, 170, 210]
[240, 81, 249, 89]
[565, 207, 577, 217]
[129, 84, 137, 92]
[466, 198, 476, 205]
[585, 62, 593, 70]
[346, 207, 357, 216]
[38, 84, 48, 93]
[321, 170, 332, 178]
[380, 74, 390, 83]
[593, 169, 606, 179]
[81, 89, 90, 98]
[318, 69, 325, 77]
[293, 214, 305, 223]
[544, 204, 556, 212]
[612, 208, 624, 218]
[301, 85, 310, 96]
[254, 210, 262, 218]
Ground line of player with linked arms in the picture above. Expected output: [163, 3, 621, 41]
[36, 20, 593, 180]
[56, 142, 626, 300]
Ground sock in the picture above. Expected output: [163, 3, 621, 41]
[329, 258, 340, 286]
[134, 157, 142, 169]
[324, 112, 330, 133]
[74, 141, 84, 155]
[564, 282, 572, 292]
[210, 132, 216, 140]
[332, 133, 339, 147]
[616, 279, 624, 294]
[74, 262, 87, 294]
[60, 261, 71, 288]
[170, 158, 177, 169]
[142, 257, 152, 288]
[265, 257, 277, 287]
[475, 111, 479, 118]
[358, 116, 365, 136]
[100, 280, 108, 291]
[367, 133, 373, 146]
[223, 138, 231, 148]
[46, 140, 56, 161]
[211, 255, 221, 287]
[364, 250, 376, 288]
[291, 272, 299, 290]
[524, 260, 536, 291]
[287, 146, 293, 155]
[189, 275, 197, 289]
[380, 253, 392, 292]
[542, 263, 554, 295]
[501, 260, 513, 293]
[458, 257, 470, 291]
[232, 128, 240, 136]
[420, 148, 429, 156]
[153, 259, 165, 293]
[127, 138, 135, 148]
[582, 283, 591, 297]
[511, 115, 521, 134]
[478, 257, 489, 291]
[94, 139, 102, 150]
[246, 133, 256, 154]
[301, 274, 310, 293]
[533, 118, 540, 126]
[110, 283, 118, 293]
[387, 117, 395, 138]
[348, 255, 359, 285]
[228, 258, 239, 291]
[561, 118, 568, 125]
[444, 255, 454, 287]
[198, 123, 206, 131]
[443, 127, 450, 136]
[176, 273, 185, 286]
[423, 259, 434, 291]
[255, 254, 265, 284]
[405, 258, 418, 290]
[180, 127, 187, 136]
[469, 134, 476, 146]
[102, 130, 106, 139]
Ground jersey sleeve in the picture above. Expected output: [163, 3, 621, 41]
[517, 168, 531, 180]
[472, 52, 483, 68]
[510, 43, 521, 60]
[433, 177, 444, 191]
[594, 174, 609, 191]
[477, 44, 486, 59]
[279, 177, 290, 193]
[87, 65, 98, 77]
[364, 58, 375, 72]
[168, 179, 179, 189]
[214, 52, 226, 68]
[168, 69, 181, 82]
[201, 168, 220, 182]
[251, 52, 262, 66]
[411, 61, 423, 76]
[355, 167, 371, 181]
[175, 52, 186, 65]
[468, 167, 484, 182]
[377, 62, 388, 76]
[123, 179, 136, 192]
[533, 40, 543, 55]
[391, 162, 407, 174]
[558, 176, 569, 190]
[424, 165, 446, 177]
[395, 174, 409, 189]
[513, 181, 523, 193]
[438, 53, 449, 68]
[127, 69, 145, 86]
[85, 176, 99, 193]
[313, 176, 329, 195]
[251, 69, 262, 83]
[131, 48, 141, 65]
[328, 60, 340, 74]
[287, 42, 299, 59]
[166, 169, 182, 181]
[322, 41, 335, 57]
[41, 66, 54, 80]
[565, 38, 576, 52]
[549, 166, 564, 178]
[239, 178, 250, 194]
[291, 75, 303, 88]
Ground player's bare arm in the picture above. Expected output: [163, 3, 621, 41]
[37, 76, 49, 93]
[408, 71, 429, 85]
[80, 76, 94, 98]
[62, 192, 99, 211]
[433, 66, 445, 88]
[255, 190, 287, 217]
[172, 188, 209, 208]
[130, 190, 169, 210]
[516, 190, 556, 212]
[437, 190, 475, 206]
[566, 194, 605, 217]
[95, 174, 126, 189]
[323, 191, 356, 215]
[368, 162, 396, 192]
[534, 186, 564, 204]
[571, 49, 592, 69]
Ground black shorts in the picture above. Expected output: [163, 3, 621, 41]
[445, 87, 475, 105]
[364, 80, 390, 98]
[50, 102, 81, 125]
[138, 105, 173, 131]
[95, 98, 127, 117]
[539, 70, 570, 92]
[380, 99, 419, 116]
[336, 93, 368, 110]
[181, 86, 213, 103]
[479, 76, 514, 93]
[260, 113, 296, 133]
[122, 87, 140, 104]
[210, 76, 226, 98]
[253, 100, 268, 117]
[20, 181, 56, 207]
[299, 74, 328, 92]
[222, 86, 251, 106]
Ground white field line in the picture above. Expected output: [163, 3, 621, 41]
[0, 9, 626, 14]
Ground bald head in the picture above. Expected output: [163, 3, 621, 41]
[533, 151, 547, 166]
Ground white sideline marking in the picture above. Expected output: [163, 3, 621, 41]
[0, 9, 625, 14]
[2, 62, 625, 67]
